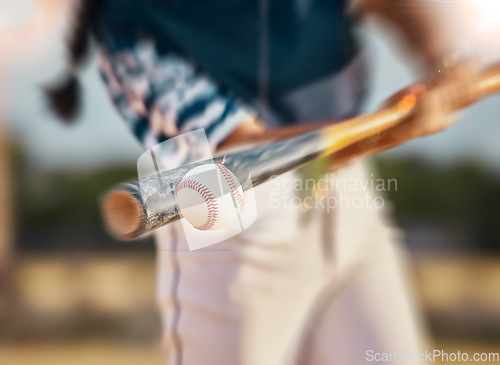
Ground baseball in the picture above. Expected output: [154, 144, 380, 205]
[176, 163, 244, 231]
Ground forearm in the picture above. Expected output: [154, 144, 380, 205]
[219, 115, 410, 172]
[218, 109, 410, 169]
[217, 117, 329, 151]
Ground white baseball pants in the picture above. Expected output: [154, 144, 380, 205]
[155, 159, 429, 365]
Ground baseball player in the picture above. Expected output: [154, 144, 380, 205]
[46, 0, 477, 364]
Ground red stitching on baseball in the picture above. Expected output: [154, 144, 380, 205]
[217, 163, 245, 209]
[176, 179, 220, 230]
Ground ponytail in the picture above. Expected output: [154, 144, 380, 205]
[45, 0, 100, 122]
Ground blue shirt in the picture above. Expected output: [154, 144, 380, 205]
[93, 0, 362, 150]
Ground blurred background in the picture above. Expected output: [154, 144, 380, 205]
[0, 0, 499, 364]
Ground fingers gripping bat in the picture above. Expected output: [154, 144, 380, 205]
[102, 64, 500, 240]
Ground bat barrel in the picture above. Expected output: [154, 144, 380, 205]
[101, 132, 323, 240]
[101, 183, 148, 239]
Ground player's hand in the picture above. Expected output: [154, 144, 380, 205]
[384, 62, 479, 142]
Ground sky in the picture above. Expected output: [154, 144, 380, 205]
[2, 1, 499, 173]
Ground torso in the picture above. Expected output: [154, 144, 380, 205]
[94, 0, 360, 116]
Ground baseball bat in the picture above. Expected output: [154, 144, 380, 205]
[102, 63, 500, 240]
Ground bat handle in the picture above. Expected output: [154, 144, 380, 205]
[476, 63, 500, 98]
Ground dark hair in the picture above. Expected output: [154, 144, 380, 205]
[45, 0, 101, 122]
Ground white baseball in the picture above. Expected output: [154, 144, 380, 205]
[176, 163, 244, 231]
